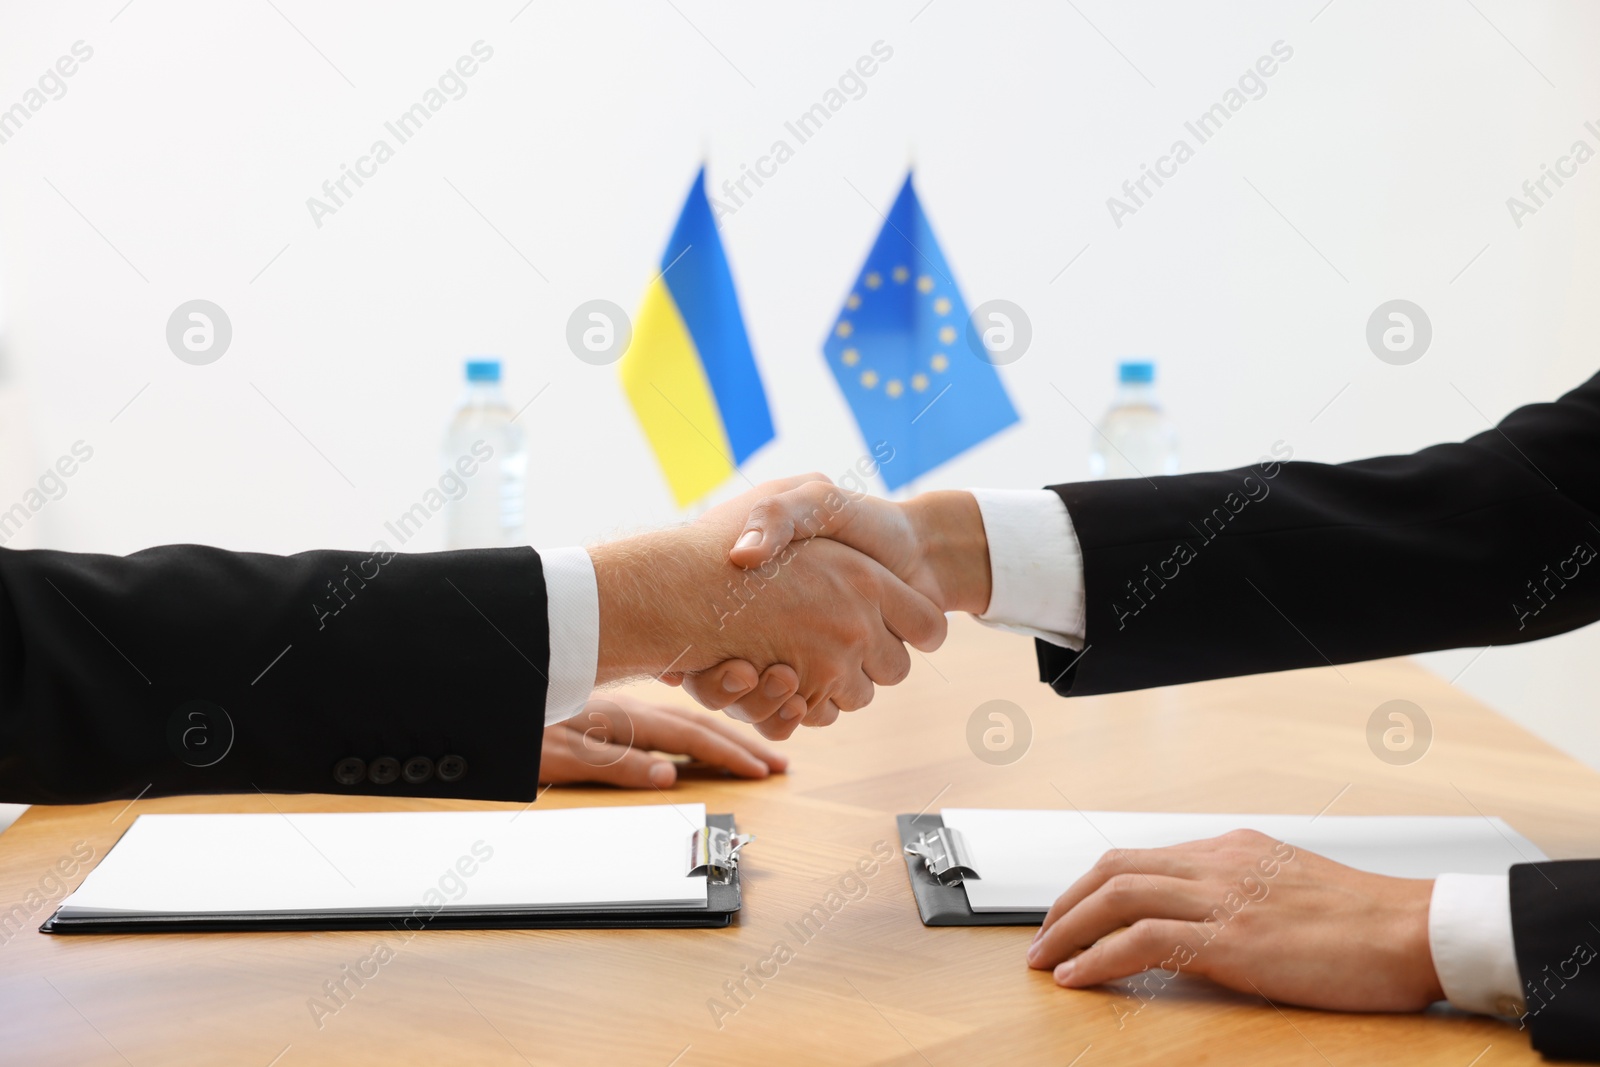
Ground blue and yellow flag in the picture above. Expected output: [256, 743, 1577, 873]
[620, 168, 774, 507]
[823, 172, 1019, 490]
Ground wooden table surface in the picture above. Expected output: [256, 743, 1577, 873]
[3, 615, 1596, 1066]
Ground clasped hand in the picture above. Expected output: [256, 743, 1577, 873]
[643, 475, 985, 739]
[592, 475, 958, 738]
[609, 476, 1447, 1017]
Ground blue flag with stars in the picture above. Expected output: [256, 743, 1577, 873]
[823, 172, 1019, 491]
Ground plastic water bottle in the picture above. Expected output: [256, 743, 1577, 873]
[1089, 360, 1178, 479]
[442, 359, 526, 549]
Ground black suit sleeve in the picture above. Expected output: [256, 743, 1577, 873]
[1036, 370, 1600, 697]
[0, 544, 551, 804]
[1031, 372, 1600, 1059]
[1510, 861, 1600, 1062]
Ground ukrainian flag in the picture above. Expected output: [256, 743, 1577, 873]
[619, 168, 775, 507]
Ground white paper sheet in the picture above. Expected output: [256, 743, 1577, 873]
[939, 809, 1548, 913]
[62, 805, 709, 916]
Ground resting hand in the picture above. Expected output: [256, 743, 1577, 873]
[1026, 829, 1444, 1013]
[671, 480, 991, 729]
[539, 691, 787, 788]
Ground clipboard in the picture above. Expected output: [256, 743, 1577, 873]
[896, 813, 1045, 927]
[43, 813, 749, 934]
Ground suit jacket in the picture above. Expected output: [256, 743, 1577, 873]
[1037, 371, 1600, 1060]
[0, 544, 550, 805]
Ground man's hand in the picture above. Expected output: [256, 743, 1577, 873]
[728, 481, 991, 612]
[1026, 830, 1445, 1013]
[539, 691, 787, 788]
[588, 476, 948, 739]
[667, 480, 992, 729]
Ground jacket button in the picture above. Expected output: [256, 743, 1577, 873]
[402, 756, 434, 784]
[368, 756, 400, 785]
[437, 754, 467, 783]
[333, 757, 366, 786]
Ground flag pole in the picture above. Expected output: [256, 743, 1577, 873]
[910, 144, 920, 507]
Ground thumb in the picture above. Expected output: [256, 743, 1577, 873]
[729, 480, 850, 568]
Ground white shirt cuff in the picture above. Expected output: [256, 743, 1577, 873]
[968, 489, 1085, 649]
[1429, 873, 1525, 1017]
[540, 546, 599, 726]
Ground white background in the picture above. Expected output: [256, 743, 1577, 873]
[1, 0, 1597, 799]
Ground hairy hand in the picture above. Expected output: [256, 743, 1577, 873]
[1026, 829, 1444, 1013]
[539, 691, 787, 788]
[666, 480, 989, 732]
[591, 476, 947, 739]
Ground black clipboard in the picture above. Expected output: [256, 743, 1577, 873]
[42, 813, 745, 934]
[897, 813, 1045, 927]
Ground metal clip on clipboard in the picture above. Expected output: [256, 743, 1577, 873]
[903, 825, 981, 886]
[688, 825, 754, 885]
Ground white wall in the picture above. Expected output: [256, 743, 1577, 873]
[1, 0, 1598, 773]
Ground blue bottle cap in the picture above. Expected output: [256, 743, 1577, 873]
[465, 359, 501, 383]
[1118, 360, 1155, 385]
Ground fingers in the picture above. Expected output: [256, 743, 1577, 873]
[1052, 918, 1212, 989]
[1029, 873, 1216, 970]
[676, 708, 789, 773]
[1038, 847, 1201, 936]
[586, 744, 680, 789]
[625, 703, 785, 778]
[753, 694, 809, 741]
[862, 623, 913, 686]
[825, 675, 876, 716]
[678, 660, 764, 713]
[715, 664, 801, 724]
[539, 728, 677, 789]
[864, 557, 947, 653]
[802, 697, 842, 727]
[542, 696, 791, 787]
[730, 481, 850, 568]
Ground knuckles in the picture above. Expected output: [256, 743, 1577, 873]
[1103, 872, 1144, 904]
[1092, 849, 1131, 876]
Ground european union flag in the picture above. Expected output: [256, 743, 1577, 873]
[823, 172, 1019, 491]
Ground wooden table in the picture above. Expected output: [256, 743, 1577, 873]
[3, 615, 1595, 1066]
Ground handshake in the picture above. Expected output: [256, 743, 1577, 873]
[589, 474, 994, 739]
